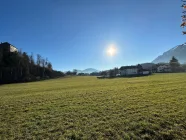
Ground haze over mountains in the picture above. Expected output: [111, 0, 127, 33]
[77, 68, 99, 74]
[152, 44, 186, 64]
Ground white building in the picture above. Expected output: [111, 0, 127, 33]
[119, 65, 141, 76]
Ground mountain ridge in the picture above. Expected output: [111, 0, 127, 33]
[152, 44, 186, 64]
[77, 68, 99, 74]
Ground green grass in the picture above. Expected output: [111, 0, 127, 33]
[0, 73, 186, 140]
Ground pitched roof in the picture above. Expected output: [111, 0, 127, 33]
[0, 42, 18, 50]
[120, 64, 143, 70]
[0, 42, 16, 48]
[120, 66, 137, 69]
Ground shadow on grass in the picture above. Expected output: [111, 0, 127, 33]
[0, 76, 68, 86]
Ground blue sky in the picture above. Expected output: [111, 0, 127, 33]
[0, 0, 185, 71]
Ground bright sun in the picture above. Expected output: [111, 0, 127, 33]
[107, 45, 117, 56]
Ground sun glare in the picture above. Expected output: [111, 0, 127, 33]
[107, 45, 117, 56]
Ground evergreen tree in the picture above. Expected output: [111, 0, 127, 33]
[47, 62, 53, 71]
[169, 56, 180, 72]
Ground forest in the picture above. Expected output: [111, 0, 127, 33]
[0, 44, 64, 84]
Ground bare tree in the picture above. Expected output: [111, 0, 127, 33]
[45, 58, 48, 68]
[36, 54, 41, 75]
[41, 58, 46, 77]
[36, 54, 41, 66]
[29, 52, 35, 73]
[29, 53, 35, 65]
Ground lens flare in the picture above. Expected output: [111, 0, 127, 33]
[107, 45, 117, 56]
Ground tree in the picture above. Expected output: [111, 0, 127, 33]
[45, 58, 48, 68]
[182, 63, 186, 71]
[0, 50, 3, 79]
[36, 54, 41, 66]
[47, 62, 53, 71]
[29, 53, 35, 65]
[66, 71, 72, 75]
[169, 56, 180, 72]
[109, 69, 115, 77]
[113, 67, 119, 75]
[17, 50, 23, 78]
[73, 69, 78, 75]
[41, 58, 46, 77]
[0, 46, 64, 84]
[29, 53, 35, 74]
[90, 72, 100, 76]
[36, 54, 41, 76]
[22, 52, 30, 78]
[0, 50, 3, 66]
[100, 71, 107, 76]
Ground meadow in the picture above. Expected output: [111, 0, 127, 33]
[0, 73, 186, 140]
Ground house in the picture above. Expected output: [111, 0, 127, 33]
[119, 65, 143, 76]
[119, 64, 152, 77]
[97, 64, 152, 79]
[157, 64, 171, 73]
[140, 63, 157, 73]
[0, 42, 18, 53]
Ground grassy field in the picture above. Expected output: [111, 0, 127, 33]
[0, 73, 186, 140]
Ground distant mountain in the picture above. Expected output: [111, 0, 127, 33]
[82, 68, 99, 74]
[152, 44, 186, 64]
[77, 68, 99, 74]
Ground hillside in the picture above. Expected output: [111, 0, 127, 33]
[0, 42, 64, 84]
[1, 74, 186, 139]
[152, 44, 186, 64]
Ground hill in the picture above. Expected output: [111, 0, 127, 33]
[152, 44, 186, 64]
[1, 74, 186, 139]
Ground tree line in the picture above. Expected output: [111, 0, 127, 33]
[0, 50, 64, 84]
